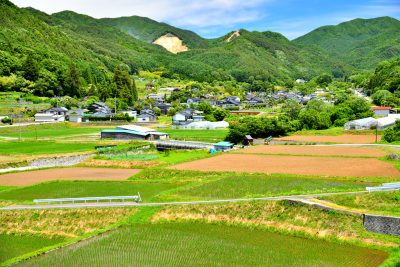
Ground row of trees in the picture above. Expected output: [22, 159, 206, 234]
[226, 97, 373, 144]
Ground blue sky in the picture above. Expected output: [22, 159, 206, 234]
[10, 0, 400, 39]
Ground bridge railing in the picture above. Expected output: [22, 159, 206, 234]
[366, 183, 400, 192]
[33, 193, 142, 204]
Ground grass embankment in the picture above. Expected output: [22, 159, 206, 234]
[160, 129, 228, 143]
[17, 207, 389, 267]
[319, 191, 400, 217]
[0, 180, 180, 204]
[0, 207, 138, 265]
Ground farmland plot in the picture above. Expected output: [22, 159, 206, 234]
[17, 222, 387, 267]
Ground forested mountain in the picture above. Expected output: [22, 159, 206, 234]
[0, 0, 399, 99]
[294, 17, 400, 69]
[101, 16, 209, 49]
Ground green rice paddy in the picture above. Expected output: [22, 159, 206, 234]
[17, 222, 388, 267]
[0, 181, 180, 203]
[0, 234, 64, 263]
[0, 141, 98, 155]
[175, 176, 368, 199]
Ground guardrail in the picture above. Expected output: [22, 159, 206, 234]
[34, 193, 141, 204]
[366, 183, 400, 192]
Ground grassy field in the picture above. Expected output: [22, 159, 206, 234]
[160, 129, 228, 142]
[0, 123, 110, 140]
[174, 175, 368, 200]
[17, 222, 387, 267]
[0, 234, 64, 263]
[319, 191, 400, 217]
[291, 127, 384, 136]
[0, 141, 98, 155]
[0, 181, 180, 203]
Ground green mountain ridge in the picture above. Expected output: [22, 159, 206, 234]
[294, 16, 400, 69]
[1, 0, 399, 98]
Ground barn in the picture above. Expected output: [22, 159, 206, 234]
[101, 125, 169, 140]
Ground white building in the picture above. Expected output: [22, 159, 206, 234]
[34, 113, 65, 122]
[183, 121, 229, 130]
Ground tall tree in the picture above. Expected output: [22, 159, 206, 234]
[65, 64, 81, 97]
[113, 64, 137, 105]
[22, 54, 39, 81]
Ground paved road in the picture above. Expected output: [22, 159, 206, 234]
[0, 190, 369, 211]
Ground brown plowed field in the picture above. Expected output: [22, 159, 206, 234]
[239, 145, 385, 157]
[170, 154, 399, 177]
[0, 167, 139, 186]
[276, 135, 381, 144]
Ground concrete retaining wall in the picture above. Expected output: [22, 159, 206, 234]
[363, 214, 400, 236]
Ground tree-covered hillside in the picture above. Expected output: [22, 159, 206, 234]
[294, 17, 400, 69]
[101, 16, 209, 49]
[1, 0, 400, 99]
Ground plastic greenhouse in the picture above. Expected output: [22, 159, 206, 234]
[344, 117, 377, 130]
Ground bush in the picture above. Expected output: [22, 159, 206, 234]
[1, 117, 12, 124]
[383, 121, 400, 143]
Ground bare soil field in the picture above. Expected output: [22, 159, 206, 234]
[0, 167, 139, 186]
[170, 154, 399, 177]
[239, 145, 385, 157]
[276, 135, 381, 144]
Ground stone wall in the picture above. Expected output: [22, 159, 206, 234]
[29, 154, 93, 168]
[363, 214, 400, 236]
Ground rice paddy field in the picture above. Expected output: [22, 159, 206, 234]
[0, 180, 180, 203]
[0, 234, 64, 263]
[16, 222, 388, 267]
[0, 141, 98, 155]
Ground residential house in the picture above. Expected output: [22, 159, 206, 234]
[88, 102, 112, 117]
[219, 96, 240, 108]
[68, 109, 85, 123]
[120, 110, 137, 119]
[137, 108, 156, 122]
[34, 107, 68, 122]
[172, 109, 204, 125]
[155, 102, 172, 115]
[187, 98, 201, 106]
[244, 95, 264, 106]
[147, 93, 165, 103]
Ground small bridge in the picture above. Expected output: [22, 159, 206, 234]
[34, 193, 141, 205]
[154, 140, 212, 150]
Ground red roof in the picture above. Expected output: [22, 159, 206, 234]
[372, 106, 392, 111]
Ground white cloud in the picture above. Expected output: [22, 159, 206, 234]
[10, 0, 269, 28]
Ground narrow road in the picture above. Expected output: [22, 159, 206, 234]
[0, 190, 369, 211]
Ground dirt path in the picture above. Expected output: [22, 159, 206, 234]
[276, 135, 381, 144]
[239, 145, 386, 157]
[170, 154, 399, 178]
[0, 167, 139, 186]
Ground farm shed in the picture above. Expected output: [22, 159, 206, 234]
[101, 125, 168, 140]
[372, 106, 393, 117]
[344, 117, 377, 130]
[213, 141, 234, 152]
[243, 135, 254, 146]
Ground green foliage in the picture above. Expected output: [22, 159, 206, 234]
[383, 120, 400, 143]
[113, 64, 137, 105]
[226, 117, 289, 144]
[371, 90, 399, 107]
[367, 58, 400, 94]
